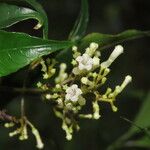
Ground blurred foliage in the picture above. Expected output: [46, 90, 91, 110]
[0, 0, 150, 150]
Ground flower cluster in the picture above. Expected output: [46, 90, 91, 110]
[4, 116, 44, 149]
[37, 42, 132, 141]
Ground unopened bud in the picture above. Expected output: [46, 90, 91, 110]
[109, 45, 124, 61]
[60, 63, 67, 70]
[45, 94, 51, 100]
[81, 77, 88, 85]
[101, 45, 124, 68]
[90, 42, 99, 50]
[72, 46, 77, 52]
[121, 75, 132, 90]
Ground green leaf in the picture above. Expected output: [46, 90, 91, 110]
[56, 29, 150, 63]
[125, 93, 150, 138]
[0, 30, 73, 77]
[107, 93, 150, 150]
[0, 3, 44, 30]
[126, 136, 150, 149]
[69, 0, 89, 42]
[25, 0, 48, 39]
[80, 29, 150, 50]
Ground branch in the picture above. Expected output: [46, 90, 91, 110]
[0, 86, 49, 94]
[0, 110, 18, 123]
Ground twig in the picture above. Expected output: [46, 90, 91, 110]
[0, 86, 50, 94]
[0, 110, 18, 123]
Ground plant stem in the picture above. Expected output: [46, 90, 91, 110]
[0, 86, 50, 94]
[21, 97, 25, 117]
[21, 65, 32, 117]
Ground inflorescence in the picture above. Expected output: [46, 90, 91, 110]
[37, 42, 132, 141]
[3, 114, 44, 149]
[3, 42, 132, 149]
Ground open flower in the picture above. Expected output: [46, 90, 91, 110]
[76, 54, 93, 71]
[65, 84, 82, 102]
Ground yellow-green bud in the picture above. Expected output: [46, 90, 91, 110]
[78, 97, 86, 106]
[45, 94, 51, 100]
[71, 59, 77, 65]
[50, 68, 56, 74]
[72, 46, 77, 52]
[37, 82, 42, 88]
[92, 72, 98, 78]
[112, 105, 118, 112]
[43, 73, 49, 79]
[101, 77, 107, 84]
[103, 68, 110, 76]
[81, 77, 88, 85]
[4, 122, 14, 128]
[66, 103, 73, 110]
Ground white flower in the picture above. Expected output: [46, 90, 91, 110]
[76, 54, 93, 71]
[101, 45, 124, 68]
[65, 84, 82, 102]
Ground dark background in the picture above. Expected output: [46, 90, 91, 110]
[0, 0, 150, 149]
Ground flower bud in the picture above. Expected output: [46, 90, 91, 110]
[32, 128, 44, 149]
[93, 101, 100, 120]
[37, 82, 42, 88]
[71, 59, 77, 65]
[81, 77, 88, 85]
[45, 94, 51, 100]
[101, 77, 107, 84]
[90, 42, 99, 50]
[66, 103, 73, 110]
[101, 45, 124, 68]
[85, 42, 99, 56]
[4, 122, 14, 128]
[93, 113, 100, 120]
[78, 96, 86, 106]
[105, 88, 112, 96]
[121, 75, 132, 90]
[51, 68, 56, 74]
[92, 72, 98, 78]
[72, 46, 77, 52]
[109, 45, 124, 61]
[103, 68, 110, 76]
[112, 105, 118, 112]
[60, 63, 67, 70]
[43, 73, 49, 79]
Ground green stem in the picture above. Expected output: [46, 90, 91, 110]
[21, 65, 32, 117]
[0, 86, 50, 94]
[21, 97, 25, 117]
